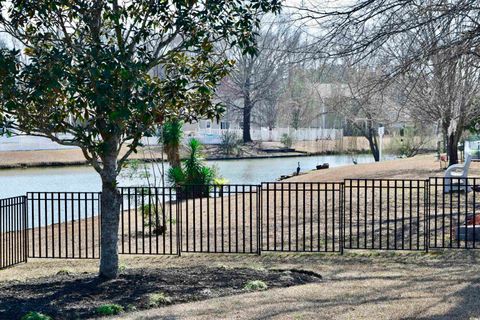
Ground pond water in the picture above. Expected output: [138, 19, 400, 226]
[0, 154, 383, 198]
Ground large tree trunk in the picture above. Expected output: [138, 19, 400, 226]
[243, 104, 252, 143]
[243, 77, 253, 143]
[442, 121, 460, 167]
[99, 155, 121, 279]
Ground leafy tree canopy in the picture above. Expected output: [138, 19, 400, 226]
[0, 0, 281, 279]
[0, 0, 281, 174]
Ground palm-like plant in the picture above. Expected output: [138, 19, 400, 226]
[168, 138, 216, 198]
[160, 120, 183, 168]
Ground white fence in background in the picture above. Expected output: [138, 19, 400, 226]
[192, 127, 343, 145]
[0, 134, 76, 151]
[0, 127, 343, 151]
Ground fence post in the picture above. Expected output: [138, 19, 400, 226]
[425, 179, 429, 253]
[23, 195, 28, 264]
[340, 182, 344, 255]
[176, 188, 181, 257]
[257, 185, 262, 256]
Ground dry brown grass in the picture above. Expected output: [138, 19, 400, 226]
[288, 154, 480, 182]
[3, 251, 480, 319]
[4, 154, 480, 319]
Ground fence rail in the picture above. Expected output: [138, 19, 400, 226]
[0, 196, 27, 269]
[344, 179, 428, 251]
[428, 177, 480, 249]
[119, 187, 178, 255]
[179, 184, 261, 254]
[27, 192, 101, 259]
[261, 182, 343, 252]
[0, 176, 477, 268]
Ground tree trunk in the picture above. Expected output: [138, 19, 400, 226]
[442, 121, 460, 167]
[99, 156, 121, 279]
[165, 145, 181, 168]
[366, 126, 380, 162]
[243, 103, 252, 143]
[243, 77, 252, 143]
[172, 147, 181, 168]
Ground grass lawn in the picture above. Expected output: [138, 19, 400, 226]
[2, 251, 480, 319]
[3, 154, 480, 319]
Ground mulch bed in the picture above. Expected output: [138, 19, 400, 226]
[0, 266, 321, 319]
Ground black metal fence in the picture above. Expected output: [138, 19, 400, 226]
[344, 179, 428, 251]
[428, 177, 480, 249]
[0, 176, 478, 268]
[261, 182, 343, 252]
[179, 185, 261, 254]
[0, 196, 27, 269]
[118, 187, 178, 255]
[27, 192, 101, 259]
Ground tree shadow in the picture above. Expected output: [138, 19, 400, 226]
[0, 266, 320, 320]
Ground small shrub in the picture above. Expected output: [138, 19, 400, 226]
[244, 280, 268, 291]
[96, 304, 124, 316]
[118, 263, 127, 272]
[219, 131, 242, 155]
[56, 268, 72, 276]
[126, 304, 137, 312]
[148, 292, 172, 307]
[21, 312, 52, 320]
[140, 203, 165, 235]
[280, 133, 293, 149]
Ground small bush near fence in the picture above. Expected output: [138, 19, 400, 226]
[140, 204, 165, 235]
[244, 280, 268, 291]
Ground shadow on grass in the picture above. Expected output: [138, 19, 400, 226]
[0, 266, 320, 320]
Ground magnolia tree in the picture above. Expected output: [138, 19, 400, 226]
[0, 0, 281, 279]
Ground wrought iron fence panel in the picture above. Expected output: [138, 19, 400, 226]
[343, 179, 428, 251]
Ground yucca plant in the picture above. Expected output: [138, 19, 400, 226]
[168, 138, 216, 199]
[160, 120, 183, 168]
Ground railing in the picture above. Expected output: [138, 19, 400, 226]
[118, 187, 178, 255]
[0, 196, 27, 269]
[343, 179, 428, 251]
[261, 182, 343, 252]
[428, 177, 480, 249]
[194, 127, 342, 144]
[179, 184, 261, 254]
[27, 192, 101, 258]
[0, 176, 475, 267]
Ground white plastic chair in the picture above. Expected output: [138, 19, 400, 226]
[444, 154, 473, 193]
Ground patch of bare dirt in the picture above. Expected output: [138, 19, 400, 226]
[0, 266, 320, 320]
